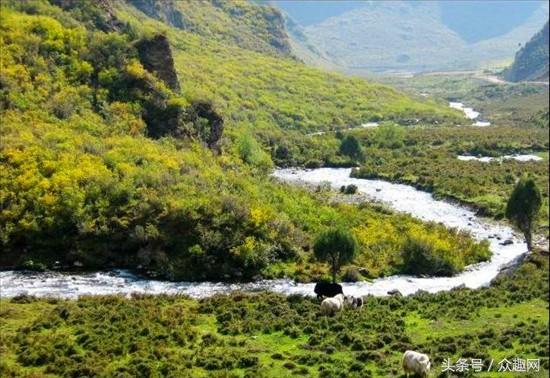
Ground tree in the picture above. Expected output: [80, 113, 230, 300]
[505, 178, 542, 251]
[313, 229, 358, 282]
[373, 122, 404, 148]
[339, 135, 363, 161]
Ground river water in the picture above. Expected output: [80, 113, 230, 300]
[449, 102, 491, 126]
[0, 168, 526, 299]
[457, 154, 543, 162]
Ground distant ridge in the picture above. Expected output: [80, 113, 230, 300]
[274, 0, 549, 75]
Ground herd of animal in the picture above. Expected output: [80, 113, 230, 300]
[313, 282, 431, 377]
[314, 282, 363, 315]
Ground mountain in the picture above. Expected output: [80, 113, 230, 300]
[274, 0, 549, 75]
[0, 0, 459, 281]
[504, 21, 549, 82]
[127, 0, 293, 57]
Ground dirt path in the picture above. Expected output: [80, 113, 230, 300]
[474, 73, 549, 86]
[417, 70, 549, 86]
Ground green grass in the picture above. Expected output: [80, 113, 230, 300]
[1, 252, 548, 377]
[379, 73, 549, 128]
[349, 125, 549, 228]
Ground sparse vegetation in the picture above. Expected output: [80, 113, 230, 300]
[0, 252, 547, 377]
[350, 126, 549, 227]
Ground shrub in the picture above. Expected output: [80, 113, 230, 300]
[340, 184, 358, 194]
[339, 135, 363, 161]
[238, 356, 258, 368]
[10, 294, 37, 304]
[342, 266, 362, 282]
[305, 159, 323, 169]
[283, 361, 296, 370]
[20, 260, 46, 272]
[401, 236, 459, 276]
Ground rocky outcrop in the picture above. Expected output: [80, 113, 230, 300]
[504, 21, 549, 82]
[263, 7, 293, 56]
[49, 0, 124, 32]
[190, 101, 224, 153]
[135, 34, 181, 92]
[141, 96, 188, 139]
[126, 0, 185, 29]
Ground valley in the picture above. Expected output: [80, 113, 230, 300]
[0, 1, 548, 377]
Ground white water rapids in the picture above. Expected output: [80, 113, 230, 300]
[0, 168, 526, 299]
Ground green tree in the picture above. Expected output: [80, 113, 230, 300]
[373, 122, 404, 148]
[505, 178, 542, 251]
[313, 229, 358, 282]
[339, 135, 363, 160]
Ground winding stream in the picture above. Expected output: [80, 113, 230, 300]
[0, 168, 526, 299]
[449, 102, 491, 126]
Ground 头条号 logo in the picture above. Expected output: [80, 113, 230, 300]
[441, 357, 540, 373]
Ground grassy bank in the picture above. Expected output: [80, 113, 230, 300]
[348, 125, 549, 227]
[378, 73, 549, 128]
[1, 252, 548, 377]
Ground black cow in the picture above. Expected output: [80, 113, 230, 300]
[314, 282, 343, 300]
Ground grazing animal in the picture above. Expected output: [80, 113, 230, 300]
[402, 350, 431, 377]
[351, 296, 363, 309]
[314, 282, 343, 299]
[320, 294, 352, 316]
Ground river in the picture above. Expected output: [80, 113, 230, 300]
[449, 102, 491, 126]
[0, 168, 526, 299]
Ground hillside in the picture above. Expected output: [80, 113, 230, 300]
[277, 0, 549, 75]
[126, 0, 293, 57]
[0, 2, 549, 377]
[0, 0, 472, 282]
[504, 21, 549, 82]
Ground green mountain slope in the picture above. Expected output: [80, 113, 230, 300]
[115, 1, 460, 136]
[0, 0, 483, 282]
[504, 21, 549, 82]
[126, 0, 293, 57]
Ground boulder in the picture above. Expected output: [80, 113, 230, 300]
[387, 289, 403, 297]
[500, 239, 514, 246]
[190, 101, 224, 152]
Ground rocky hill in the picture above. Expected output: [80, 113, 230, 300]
[504, 21, 549, 82]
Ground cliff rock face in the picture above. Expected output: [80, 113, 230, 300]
[135, 34, 181, 92]
[261, 6, 293, 56]
[191, 101, 224, 153]
[505, 21, 549, 82]
[128, 0, 292, 57]
[49, 0, 124, 31]
[126, 0, 185, 29]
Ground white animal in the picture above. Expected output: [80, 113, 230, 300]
[320, 294, 352, 316]
[402, 350, 431, 377]
[351, 296, 363, 309]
